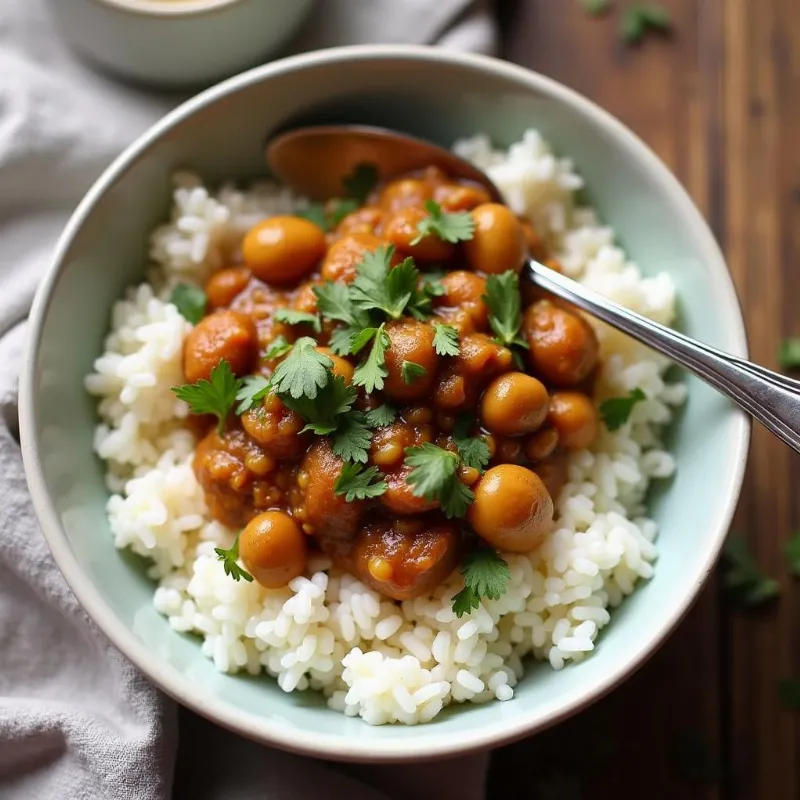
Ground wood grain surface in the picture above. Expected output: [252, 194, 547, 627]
[490, 2, 800, 798]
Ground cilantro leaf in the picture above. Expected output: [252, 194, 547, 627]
[404, 442, 473, 518]
[785, 533, 800, 578]
[343, 163, 379, 204]
[453, 415, 491, 471]
[599, 388, 645, 431]
[350, 326, 380, 355]
[313, 282, 363, 327]
[274, 308, 322, 333]
[214, 531, 254, 583]
[412, 200, 475, 245]
[723, 536, 780, 608]
[779, 678, 800, 711]
[334, 462, 388, 502]
[419, 271, 446, 297]
[432, 323, 460, 356]
[779, 338, 800, 370]
[263, 335, 292, 361]
[172, 359, 242, 435]
[269, 337, 332, 400]
[330, 412, 374, 463]
[483, 272, 528, 349]
[579, 0, 611, 16]
[329, 326, 359, 356]
[451, 548, 510, 618]
[235, 374, 271, 415]
[353, 324, 390, 394]
[350, 247, 419, 320]
[622, 4, 671, 44]
[170, 283, 207, 325]
[296, 204, 328, 229]
[297, 199, 360, 232]
[365, 404, 397, 428]
[407, 272, 446, 321]
[401, 360, 428, 385]
[281, 375, 357, 435]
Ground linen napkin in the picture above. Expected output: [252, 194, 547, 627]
[0, 1, 497, 798]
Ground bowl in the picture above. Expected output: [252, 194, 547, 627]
[20, 45, 749, 761]
[43, 0, 315, 88]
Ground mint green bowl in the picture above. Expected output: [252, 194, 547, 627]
[19, 46, 749, 762]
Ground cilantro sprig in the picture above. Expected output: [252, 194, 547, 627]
[281, 376, 357, 435]
[235, 374, 271, 415]
[401, 361, 428, 385]
[263, 335, 292, 361]
[170, 283, 207, 325]
[412, 200, 475, 245]
[365, 404, 397, 428]
[269, 337, 333, 400]
[274, 309, 321, 333]
[483, 272, 528, 350]
[599, 388, 646, 431]
[621, 4, 671, 44]
[723, 536, 780, 608]
[452, 548, 511, 617]
[330, 412, 373, 463]
[432, 323, 460, 356]
[334, 463, 388, 502]
[352, 324, 390, 394]
[453, 414, 491, 471]
[172, 359, 242, 434]
[350, 247, 418, 320]
[404, 442, 474, 519]
[214, 531, 253, 583]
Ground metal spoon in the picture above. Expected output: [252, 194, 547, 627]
[267, 124, 800, 454]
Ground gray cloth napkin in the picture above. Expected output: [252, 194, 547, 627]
[0, 1, 497, 798]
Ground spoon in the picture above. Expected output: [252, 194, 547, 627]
[267, 124, 800, 454]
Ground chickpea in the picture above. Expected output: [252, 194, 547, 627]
[321, 232, 390, 283]
[205, 267, 251, 309]
[383, 320, 440, 402]
[242, 216, 326, 286]
[547, 392, 598, 450]
[435, 271, 489, 332]
[463, 203, 527, 275]
[468, 464, 554, 553]
[480, 372, 549, 437]
[383, 207, 455, 262]
[183, 310, 258, 384]
[334, 206, 384, 237]
[524, 426, 559, 462]
[379, 178, 432, 212]
[369, 423, 416, 468]
[433, 183, 492, 212]
[241, 392, 308, 459]
[315, 347, 354, 384]
[523, 300, 599, 387]
[238, 511, 307, 589]
[291, 282, 319, 315]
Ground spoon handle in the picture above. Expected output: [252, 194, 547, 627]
[527, 260, 800, 453]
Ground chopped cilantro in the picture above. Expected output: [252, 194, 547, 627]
[281, 375, 357, 436]
[599, 388, 646, 431]
[452, 548, 511, 617]
[404, 442, 474, 519]
[412, 200, 475, 245]
[171, 359, 241, 435]
[329, 326, 359, 357]
[352, 324, 390, 394]
[723, 536, 780, 608]
[170, 283, 207, 325]
[483, 271, 528, 349]
[297, 199, 360, 232]
[401, 360, 428, 385]
[350, 247, 418, 320]
[621, 4, 671, 45]
[274, 308, 321, 333]
[453, 414, 491, 471]
[295, 204, 328, 230]
[214, 531, 253, 583]
[432, 323, 460, 357]
[334, 462, 388, 502]
[579, 0, 611, 15]
[364, 404, 397, 428]
[269, 337, 332, 400]
[263, 335, 292, 361]
[235, 374, 271, 415]
[330, 412, 374, 464]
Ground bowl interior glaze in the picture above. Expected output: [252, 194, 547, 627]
[20, 47, 748, 761]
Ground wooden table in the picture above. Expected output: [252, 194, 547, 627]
[489, 2, 800, 798]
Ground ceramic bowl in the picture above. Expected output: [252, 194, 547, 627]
[43, 0, 315, 88]
[20, 46, 749, 761]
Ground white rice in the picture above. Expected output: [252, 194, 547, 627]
[85, 129, 683, 725]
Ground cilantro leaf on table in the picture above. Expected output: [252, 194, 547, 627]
[343, 163, 379, 204]
[172, 359, 242, 434]
[350, 247, 419, 320]
[483, 271, 528, 349]
[453, 414, 491, 471]
[330, 412, 374, 464]
[334, 463, 388, 502]
[401, 360, 428, 385]
[579, 0, 611, 16]
[269, 337, 333, 400]
[235, 374, 271, 415]
[404, 442, 473, 519]
[621, 4, 671, 45]
[599, 388, 646, 431]
[432, 323, 460, 357]
[412, 200, 475, 245]
[779, 678, 800, 711]
[452, 548, 511, 617]
[170, 283, 207, 325]
[214, 531, 253, 583]
[274, 309, 322, 333]
[263, 335, 292, 361]
[779, 338, 800, 370]
[364, 404, 397, 428]
[723, 536, 780, 608]
[353, 324, 390, 394]
[785, 533, 800, 578]
[281, 376, 358, 436]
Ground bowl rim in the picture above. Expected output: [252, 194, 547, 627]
[87, 0, 246, 18]
[19, 44, 750, 762]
